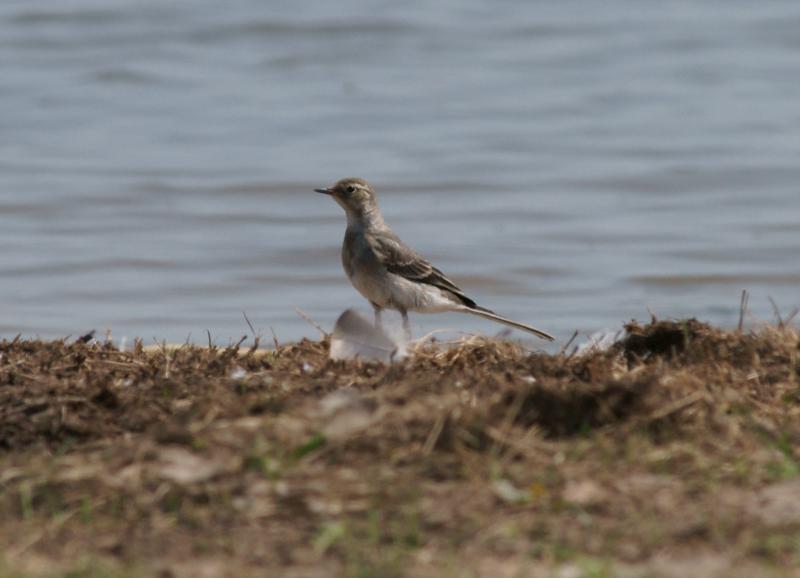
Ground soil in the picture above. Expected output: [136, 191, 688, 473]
[1, 320, 799, 577]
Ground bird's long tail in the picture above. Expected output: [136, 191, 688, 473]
[462, 307, 555, 341]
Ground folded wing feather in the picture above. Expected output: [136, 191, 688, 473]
[367, 231, 480, 309]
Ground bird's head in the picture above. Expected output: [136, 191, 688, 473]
[315, 177, 380, 224]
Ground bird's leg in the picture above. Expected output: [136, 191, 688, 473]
[371, 302, 383, 331]
[400, 309, 412, 341]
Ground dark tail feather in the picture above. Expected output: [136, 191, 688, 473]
[462, 307, 555, 341]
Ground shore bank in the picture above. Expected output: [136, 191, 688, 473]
[1, 320, 799, 578]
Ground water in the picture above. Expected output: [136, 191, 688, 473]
[1, 1, 798, 346]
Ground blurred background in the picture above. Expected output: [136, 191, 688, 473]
[1, 0, 798, 345]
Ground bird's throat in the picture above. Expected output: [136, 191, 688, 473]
[346, 205, 384, 229]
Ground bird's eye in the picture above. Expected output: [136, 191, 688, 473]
[346, 186, 355, 193]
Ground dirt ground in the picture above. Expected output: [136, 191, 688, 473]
[1, 319, 799, 578]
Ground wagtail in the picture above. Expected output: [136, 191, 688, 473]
[315, 177, 555, 342]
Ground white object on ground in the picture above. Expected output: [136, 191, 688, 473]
[575, 328, 624, 356]
[329, 309, 406, 363]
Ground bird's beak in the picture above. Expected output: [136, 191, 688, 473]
[314, 187, 334, 195]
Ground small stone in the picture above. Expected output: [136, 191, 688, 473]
[563, 479, 607, 507]
[157, 448, 223, 485]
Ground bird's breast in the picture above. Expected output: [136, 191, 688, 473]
[342, 228, 377, 277]
[342, 228, 389, 304]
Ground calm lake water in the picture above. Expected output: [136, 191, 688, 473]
[1, 1, 798, 346]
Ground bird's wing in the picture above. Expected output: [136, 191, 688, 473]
[367, 231, 479, 309]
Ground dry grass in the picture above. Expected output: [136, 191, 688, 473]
[0, 319, 799, 577]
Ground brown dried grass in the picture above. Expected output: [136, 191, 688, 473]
[0, 319, 799, 577]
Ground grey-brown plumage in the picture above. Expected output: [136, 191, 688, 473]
[315, 177, 555, 341]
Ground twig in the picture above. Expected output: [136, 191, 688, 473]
[91, 358, 145, 369]
[76, 330, 96, 344]
[558, 330, 579, 356]
[269, 327, 280, 350]
[649, 390, 707, 421]
[160, 340, 171, 378]
[738, 289, 749, 332]
[768, 296, 785, 328]
[247, 335, 261, 354]
[294, 307, 328, 338]
[485, 425, 543, 460]
[422, 415, 446, 455]
[565, 344, 580, 362]
[243, 311, 258, 338]
[409, 328, 465, 352]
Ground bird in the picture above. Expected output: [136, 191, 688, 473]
[315, 177, 555, 342]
